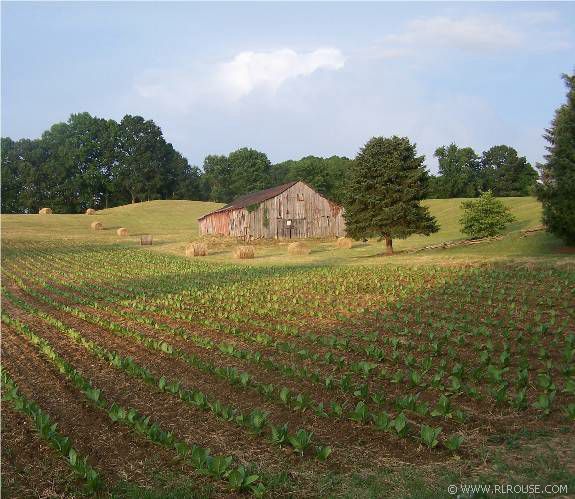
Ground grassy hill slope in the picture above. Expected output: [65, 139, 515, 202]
[1, 200, 223, 243]
[1, 197, 570, 263]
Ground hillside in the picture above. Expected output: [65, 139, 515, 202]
[1, 200, 223, 243]
[2, 197, 569, 264]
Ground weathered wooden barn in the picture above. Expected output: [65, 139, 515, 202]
[198, 181, 346, 239]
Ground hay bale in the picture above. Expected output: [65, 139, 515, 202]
[288, 241, 311, 255]
[85, 208, 96, 215]
[38, 208, 52, 215]
[140, 235, 153, 246]
[90, 221, 103, 231]
[186, 242, 208, 257]
[233, 246, 254, 259]
[336, 237, 353, 249]
[116, 227, 128, 237]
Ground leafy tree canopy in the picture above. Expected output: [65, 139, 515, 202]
[1, 113, 204, 213]
[479, 145, 537, 197]
[432, 144, 480, 198]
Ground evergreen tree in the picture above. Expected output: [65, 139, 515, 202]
[344, 136, 439, 254]
[537, 73, 575, 244]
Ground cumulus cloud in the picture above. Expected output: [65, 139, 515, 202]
[385, 16, 523, 52]
[134, 47, 345, 110]
[216, 48, 345, 100]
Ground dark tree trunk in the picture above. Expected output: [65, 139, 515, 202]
[385, 236, 393, 255]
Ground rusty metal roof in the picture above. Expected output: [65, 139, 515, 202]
[198, 181, 298, 220]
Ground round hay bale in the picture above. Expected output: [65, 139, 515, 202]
[233, 246, 254, 259]
[38, 207, 53, 215]
[288, 241, 311, 255]
[116, 227, 128, 237]
[85, 208, 96, 215]
[336, 237, 353, 249]
[185, 242, 208, 257]
[90, 221, 103, 231]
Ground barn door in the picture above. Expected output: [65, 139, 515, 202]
[277, 219, 305, 239]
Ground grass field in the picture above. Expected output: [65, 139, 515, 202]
[1, 198, 574, 498]
[1, 197, 571, 266]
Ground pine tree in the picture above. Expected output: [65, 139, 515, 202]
[537, 73, 575, 244]
[344, 136, 439, 254]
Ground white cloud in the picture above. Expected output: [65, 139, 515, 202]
[385, 16, 523, 52]
[133, 47, 345, 110]
[216, 48, 345, 100]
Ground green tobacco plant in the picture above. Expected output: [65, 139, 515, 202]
[288, 429, 313, 455]
[315, 445, 332, 461]
[228, 465, 260, 492]
[420, 425, 442, 448]
[349, 401, 370, 423]
[247, 409, 268, 435]
[270, 423, 289, 446]
[392, 413, 409, 437]
[445, 434, 464, 452]
[1, 369, 102, 492]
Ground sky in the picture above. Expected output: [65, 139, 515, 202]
[2, 2, 574, 173]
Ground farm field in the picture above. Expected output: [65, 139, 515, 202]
[1, 201, 575, 498]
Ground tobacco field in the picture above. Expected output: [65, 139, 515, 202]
[1, 239, 574, 497]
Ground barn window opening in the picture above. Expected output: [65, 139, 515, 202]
[297, 192, 304, 201]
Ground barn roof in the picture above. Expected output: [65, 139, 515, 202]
[198, 181, 299, 220]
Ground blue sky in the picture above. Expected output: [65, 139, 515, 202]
[2, 2, 574, 173]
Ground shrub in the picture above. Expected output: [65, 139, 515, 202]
[459, 191, 515, 239]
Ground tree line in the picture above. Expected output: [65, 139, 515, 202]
[430, 144, 537, 198]
[2, 113, 538, 214]
[1, 113, 204, 214]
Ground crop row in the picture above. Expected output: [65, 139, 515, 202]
[2, 313, 266, 496]
[2, 287, 331, 459]
[5, 258, 575, 422]
[1, 368, 102, 492]
[3, 271, 468, 452]
[3, 265, 473, 423]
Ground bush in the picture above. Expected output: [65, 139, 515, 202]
[459, 191, 515, 239]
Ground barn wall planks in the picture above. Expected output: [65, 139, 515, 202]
[198, 181, 346, 239]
